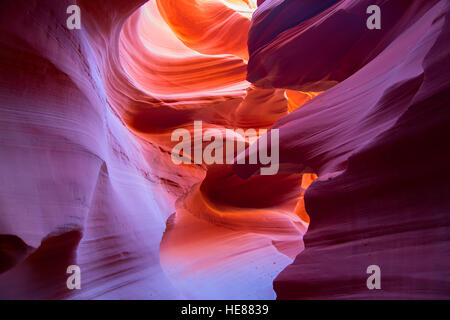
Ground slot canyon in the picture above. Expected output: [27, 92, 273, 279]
[0, 0, 449, 299]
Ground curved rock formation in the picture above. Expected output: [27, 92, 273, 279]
[0, 0, 449, 300]
[242, 0, 450, 299]
[0, 0, 308, 299]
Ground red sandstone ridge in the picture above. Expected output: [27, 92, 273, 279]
[242, 0, 450, 298]
[0, 0, 306, 299]
[0, 0, 449, 300]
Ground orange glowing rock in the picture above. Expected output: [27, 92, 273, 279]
[294, 174, 318, 224]
[285, 90, 323, 113]
[156, 0, 255, 60]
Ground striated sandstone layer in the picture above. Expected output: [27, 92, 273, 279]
[0, 0, 449, 300]
[0, 0, 309, 299]
[242, 0, 450, 299]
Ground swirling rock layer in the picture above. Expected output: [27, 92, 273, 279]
[0, 0, 307, 299]
[0, 0, 449, 300]
[244, 0, 450, 299]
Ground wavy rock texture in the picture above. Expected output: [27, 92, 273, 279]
[243, 0, 450, 299]
[0, 0, 309, 299]
[0, 0, 449, 300]
[0, 0, 182, 299]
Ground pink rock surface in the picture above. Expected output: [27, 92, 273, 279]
[0, 0, 182, 299]
[0, 0, 449, 300]
[0, 0, 305, 299]
[242, 0, 450, 298]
